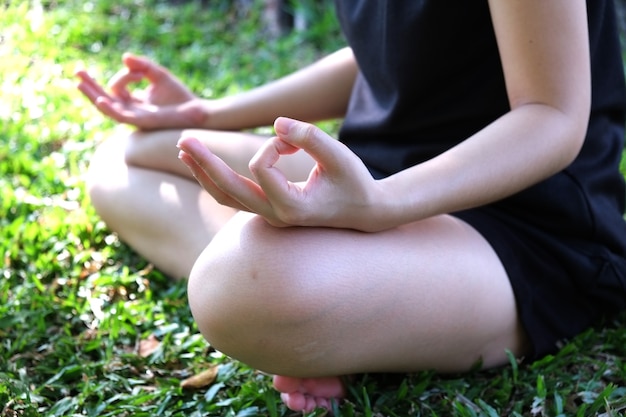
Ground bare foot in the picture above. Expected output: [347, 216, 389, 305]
[273, 375, 347, 413]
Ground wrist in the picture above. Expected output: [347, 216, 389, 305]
[189, 98, 215, 129]
[195, 97, 253, 131]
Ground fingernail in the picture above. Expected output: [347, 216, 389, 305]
[178, 149, 190, 162]
[274, 117, 294, 136]
[176, 137, 188, 149]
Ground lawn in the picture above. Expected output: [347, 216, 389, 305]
[2, 1, 626, 416]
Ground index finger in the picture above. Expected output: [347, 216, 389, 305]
[122, 53, 169, 84]
[107, 69, 144, 101]
[248, 136, 302, 204]
[273, 117, 350, 177]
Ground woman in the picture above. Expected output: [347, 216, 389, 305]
[77, 0, 626, 412]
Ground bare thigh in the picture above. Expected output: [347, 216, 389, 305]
[188, 212, 529, 377]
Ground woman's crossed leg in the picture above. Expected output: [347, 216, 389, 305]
[187, 211, 529, 413]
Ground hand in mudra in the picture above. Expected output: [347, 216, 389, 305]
[76, 53, 207, 130]
[178, 117, 391, 232]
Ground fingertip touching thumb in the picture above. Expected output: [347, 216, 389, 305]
[123, 52, 151, 72]
[122, 52, 138, 64]
[274, 117, 296, 136]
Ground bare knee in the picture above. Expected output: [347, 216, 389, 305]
[187, 213, 329, 374]
[187, 214, 290, 351]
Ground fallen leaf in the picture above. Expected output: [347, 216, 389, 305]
[181, 365, 219, 390]
[138, 334, 161, 357]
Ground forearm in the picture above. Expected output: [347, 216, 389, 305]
[203, 47, 358, 131]
[379, 104, 589, 227]
[365, 0, 592, 229]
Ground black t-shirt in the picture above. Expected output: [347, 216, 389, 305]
[334, 0, 626, 254]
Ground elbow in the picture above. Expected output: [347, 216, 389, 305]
[511, 80, 591, 168]
[519, 98, 591, 170]
[556, 102, 587, 160]
[550, 108, 589, 171]
[563, 100, 591, 167]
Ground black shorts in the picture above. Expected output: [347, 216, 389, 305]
[454, 206, 626, 360]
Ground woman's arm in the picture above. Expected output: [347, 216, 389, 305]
[379, 0, 591, 226]
[77, 47, 357, 131]
[178, 0, 592, 232]
[204, 47, 358, 130]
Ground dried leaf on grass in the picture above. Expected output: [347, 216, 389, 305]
[181, 365, 219, 390]
[138, 334, 161, 357]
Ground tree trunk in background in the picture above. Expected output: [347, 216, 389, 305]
[232, 0, 310, 38]
[261, 0, 290, 37]
[258, 0, 310, 37]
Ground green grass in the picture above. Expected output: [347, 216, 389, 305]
[2, 1, 626, 416]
